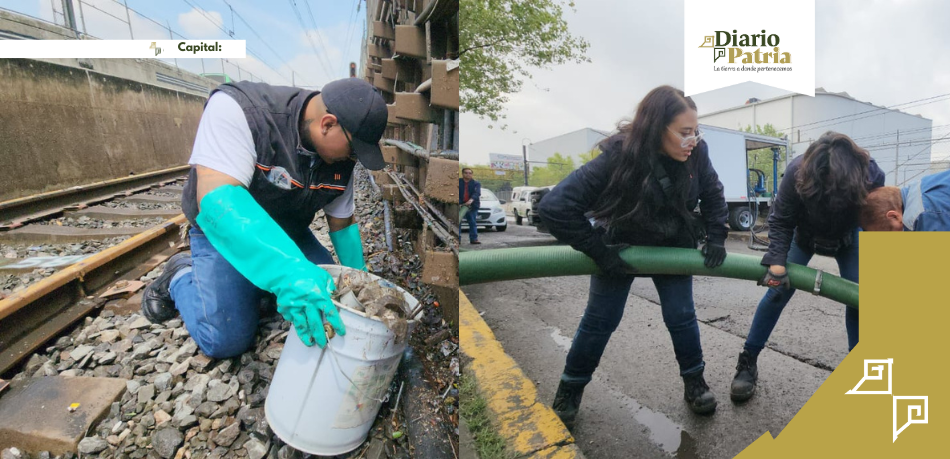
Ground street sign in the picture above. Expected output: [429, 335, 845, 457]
[489, 153, 524, 171]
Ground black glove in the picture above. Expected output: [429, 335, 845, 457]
[702, 241, 726, 268]
[757, 268, 790, 289]
[587, 243, 636, 278]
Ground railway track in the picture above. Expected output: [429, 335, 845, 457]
[1, 172, 190, 377]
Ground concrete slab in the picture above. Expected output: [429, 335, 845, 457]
[67, 205, 182, 220]
[424, 158, 459, 203]
[117, 194, 180, 204]
[459, 417, 478, 459]
[0, 225, 145, 243]
[0, 376, 127, 454]
[0, 255, 89, 274]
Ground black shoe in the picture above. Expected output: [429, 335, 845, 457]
[552, 380, 586, 430]
[683, 370, 717, 415]
[730, 350, 758, 403]
[141, 252, 192, 323]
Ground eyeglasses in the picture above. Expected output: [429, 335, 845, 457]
[326, 107, 357, 160]
[667, 127, 704, 148]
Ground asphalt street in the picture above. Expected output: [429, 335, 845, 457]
[461, 219, 852, 459]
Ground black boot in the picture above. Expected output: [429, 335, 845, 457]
[141, 252, 192, 323]
[552, 380, 586, 430]
[730, 350, 758, 403]
[683, 370, 717, 415]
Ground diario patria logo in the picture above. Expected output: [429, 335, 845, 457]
[683, 0, 814, 96]
[699, 30, 791, 72]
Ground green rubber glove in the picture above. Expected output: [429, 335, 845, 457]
[196, 185, 345, 348]
[329, 223, 367, 271]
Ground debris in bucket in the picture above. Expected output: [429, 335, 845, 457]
[333, 270, 411, 343]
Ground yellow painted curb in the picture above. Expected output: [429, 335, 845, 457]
[460, 290, 583, 458]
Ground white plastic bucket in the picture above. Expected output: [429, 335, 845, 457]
[264, 265, 419, 455]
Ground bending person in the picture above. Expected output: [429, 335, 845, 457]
[859, 169, 950, 231]
[538, 86, 729, 426]
[730, 132, 885, 403]
[140, 79, 389, 358]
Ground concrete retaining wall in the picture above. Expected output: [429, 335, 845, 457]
[0, 58, 206, 201]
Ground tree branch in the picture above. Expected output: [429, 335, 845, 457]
[459, 37, 510, 56]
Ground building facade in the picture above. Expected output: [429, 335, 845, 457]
[699, 88, 934, 186]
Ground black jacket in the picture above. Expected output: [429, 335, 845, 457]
[762, 155, 886, 266]
[538, 135, 728, 257]
[182, 82, 354, 235]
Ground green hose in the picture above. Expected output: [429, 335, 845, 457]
[459, 246, 859, 308]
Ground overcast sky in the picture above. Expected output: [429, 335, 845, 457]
[3, 0, 363, 89]
[461, 0, 950, 165]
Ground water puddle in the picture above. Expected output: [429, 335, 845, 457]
[547, 327, 701, 458]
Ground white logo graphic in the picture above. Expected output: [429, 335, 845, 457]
[683, 0, 815, 96]
[893, 396, 928, 443]
[845, 358, 929, 442]
[845, 358, 892, 394]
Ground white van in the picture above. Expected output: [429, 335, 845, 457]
[510, 186, 540, 225]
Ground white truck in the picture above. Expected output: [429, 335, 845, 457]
[701, 124, 789, 231]
[525, 124, 789, 233]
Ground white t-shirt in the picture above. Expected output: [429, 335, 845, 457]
[189, 92, 355, 219]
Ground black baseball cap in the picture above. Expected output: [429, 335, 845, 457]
[322, 78, 389, 170]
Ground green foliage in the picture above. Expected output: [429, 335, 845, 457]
[742, 124, 787, 195]
[578, 147, 602, 165]
[460, 163, 524, 191]
[460, 0, 590, 126]
[528, 153, 575, 187]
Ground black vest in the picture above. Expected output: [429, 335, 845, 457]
[182, 82, 355, 236]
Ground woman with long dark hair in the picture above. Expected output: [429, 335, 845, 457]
[729, 132, 885, 403]
[538, 86, 729, 426]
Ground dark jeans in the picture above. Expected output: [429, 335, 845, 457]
[463, 205, 479, 242]
[744, 228, 860, 354]
[169, 227, 335, 358]
[562, 273, 705, 384]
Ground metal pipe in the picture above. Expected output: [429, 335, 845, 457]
[383, 200, 394, 252]
[397, 174, 459, 236]
[415, 78, 432, 93]
[382, 139, 458, 160]
[386, 171, 458, 255]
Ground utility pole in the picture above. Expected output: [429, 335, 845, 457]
[894, 130, 900, 186]
[61, 0, 77, 35]
[522, 143, 529, 186]
[122, 0, 134, 39]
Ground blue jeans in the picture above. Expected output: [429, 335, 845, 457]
[463, 205, 478, 242]
[562, 274, 705, 384]
[169, 227, 335, 358]
[744, 228, 860, 354]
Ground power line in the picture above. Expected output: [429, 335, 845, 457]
[180, 0, 292, 85]
[776, 92, 950, 134]
[286, 0, 334, 82]
[217, 0, 314, 87]
[338, 0, 361, 76]
[301, 0, 339, 78]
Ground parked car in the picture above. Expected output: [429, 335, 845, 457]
[510, 186, 540, 225]
[528, 186, 556, 233]
[461, 188, 508, 232]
